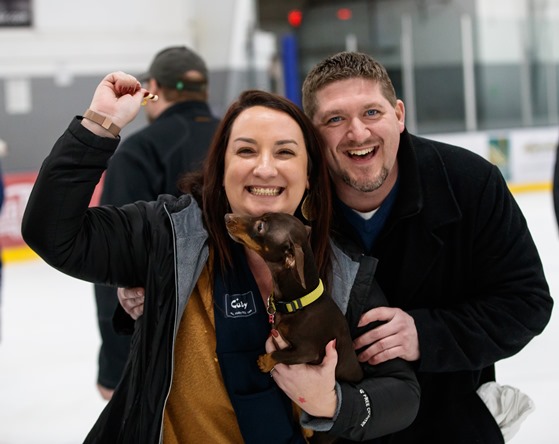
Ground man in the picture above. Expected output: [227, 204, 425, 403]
[300, 51, 553, 443]
[94, 46, 219, 400]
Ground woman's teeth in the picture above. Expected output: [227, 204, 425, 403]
[248, 187, 282, 196]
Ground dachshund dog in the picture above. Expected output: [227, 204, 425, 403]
[224, 212, 363, 383]
[225, 212, 364, 443]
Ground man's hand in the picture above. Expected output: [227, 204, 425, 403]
[353, 307, 420, 365]
[265, 330, 338, 418]
[117, 287, 145, 320]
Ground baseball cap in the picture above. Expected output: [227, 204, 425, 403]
[140, 46, 208, 92]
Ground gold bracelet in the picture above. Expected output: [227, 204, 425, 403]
[83, 109, 121, 137]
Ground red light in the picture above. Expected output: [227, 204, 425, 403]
[337, 8, 352, 21]
[287, 9, 303, 27]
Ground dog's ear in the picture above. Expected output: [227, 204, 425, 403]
[305, 225, 312, 240]
[293, 244, 306, 289]
[284, 243, 307, 289]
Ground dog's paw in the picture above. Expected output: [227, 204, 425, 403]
[257, 353, 275, 372]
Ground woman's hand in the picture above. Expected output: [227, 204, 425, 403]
[82, 71, 149, 136]
[265, 330, 339, 418]
[117, 287, 145, 320]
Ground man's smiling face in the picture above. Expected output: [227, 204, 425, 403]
[312, 77, 405, 210]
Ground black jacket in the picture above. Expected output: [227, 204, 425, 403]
[100, 100, 218, 203]
[331, 129, 553, 444]
[94, 100, 219, 389]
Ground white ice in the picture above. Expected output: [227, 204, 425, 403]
[0, 191, 558, 444]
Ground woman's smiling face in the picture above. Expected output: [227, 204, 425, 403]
[223, 105, 309, 217]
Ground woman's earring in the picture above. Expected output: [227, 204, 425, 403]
[301, 194, 313, 221]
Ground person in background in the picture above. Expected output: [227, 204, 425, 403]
[93, 46, 219, 400]
[300, 51, 553, 443]
[21, 72, 419, 443]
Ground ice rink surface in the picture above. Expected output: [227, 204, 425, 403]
[0, 191, 558, 444]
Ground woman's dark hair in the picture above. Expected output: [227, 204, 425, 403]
[178, 90, 332, 282]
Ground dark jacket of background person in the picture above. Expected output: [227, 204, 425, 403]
[94, 100, 219, 390]
[330, 129, 553, 444]
[22, 119, 420, 443]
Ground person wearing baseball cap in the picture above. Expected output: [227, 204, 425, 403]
[93, 45, 219, 401]
[138, 45, 210, 123]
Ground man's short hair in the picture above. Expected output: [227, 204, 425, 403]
[302, 51, 398, 119]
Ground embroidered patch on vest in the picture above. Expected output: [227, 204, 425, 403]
[224, 291, 257, 318]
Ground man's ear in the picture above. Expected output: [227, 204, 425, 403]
[148, 78, 160, 94]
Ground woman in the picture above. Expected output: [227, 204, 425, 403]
[22, 72, 419, 443]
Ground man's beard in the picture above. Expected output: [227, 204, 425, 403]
[341, 166, 389, 193]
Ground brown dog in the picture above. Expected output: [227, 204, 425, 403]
[224, 212, 363, 383]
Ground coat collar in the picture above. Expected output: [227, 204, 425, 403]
[388, 128, 462, 231]
[156, 100, 213, 122]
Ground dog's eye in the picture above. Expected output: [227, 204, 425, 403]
[256, 221, 265, 233]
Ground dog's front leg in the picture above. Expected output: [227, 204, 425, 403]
[257, 346, 322, 373]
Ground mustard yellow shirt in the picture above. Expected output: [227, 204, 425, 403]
[163, 261, 244, 443]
